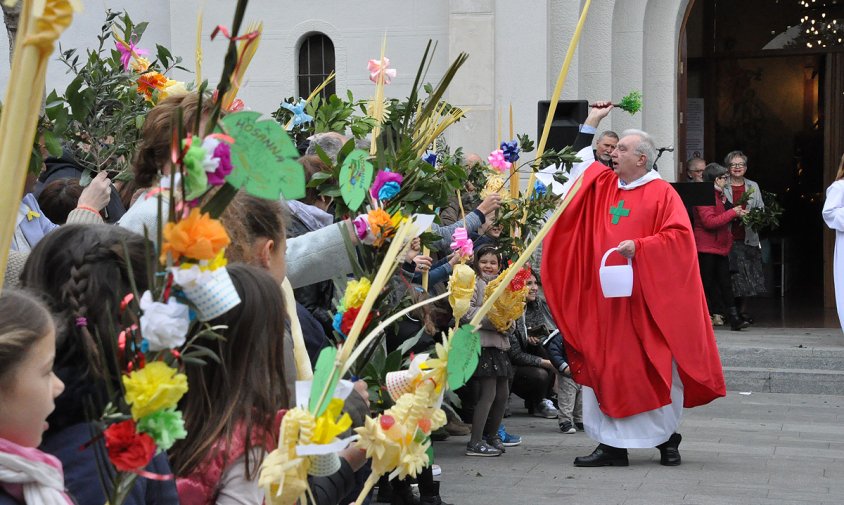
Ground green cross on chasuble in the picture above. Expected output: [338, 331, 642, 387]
[609, 200, 630, 225]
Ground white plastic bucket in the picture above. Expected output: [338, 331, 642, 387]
[599, 248, 633, 298]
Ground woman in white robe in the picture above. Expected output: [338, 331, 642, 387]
[822, 154, 844, 334]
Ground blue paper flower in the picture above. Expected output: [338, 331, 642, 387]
[532, 180, 547, 199]
[280, 98, 314, 128]
[332, 312, 346, 338]
[423, 152, 437, 166]
[501, 140, 520, 163]
[378, 181, 401, 200]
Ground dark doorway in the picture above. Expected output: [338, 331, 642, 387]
[680, 0, 844, 327]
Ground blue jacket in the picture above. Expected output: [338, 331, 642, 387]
[546, 332, 571, 374]
[40, 423, 178, 505]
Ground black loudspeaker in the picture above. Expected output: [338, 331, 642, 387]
[537, 100, 589, 150]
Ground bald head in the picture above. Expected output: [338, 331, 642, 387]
[687, 158, 706, 182]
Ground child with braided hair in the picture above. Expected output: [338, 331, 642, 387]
[20, 224, 178, 505]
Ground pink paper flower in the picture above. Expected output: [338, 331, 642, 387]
[368, 57, 397, 84]
[450, 227, 474, 257]
[116, 39, 149, 71]
[488, 149, 512, 173]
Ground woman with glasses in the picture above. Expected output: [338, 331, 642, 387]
[693, 163, 749, 330]
[722, 151, 766, 324]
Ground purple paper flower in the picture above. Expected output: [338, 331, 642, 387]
[370, 168, 404, 200]
[207, 142, 233, 186]
[532, 180, 547, 199]
[501, 140, 520, 163]
[423, 152, 437, 166]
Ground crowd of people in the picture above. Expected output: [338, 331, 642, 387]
[1, 88, 786, 505]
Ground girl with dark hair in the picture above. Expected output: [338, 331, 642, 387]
[171, 264, 290, 504]
[460, 244, 511, 457]
[0, 290, 69, 505]
[20, 224, 178, 505]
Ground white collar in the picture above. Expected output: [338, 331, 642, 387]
[618, 169, 662, 190]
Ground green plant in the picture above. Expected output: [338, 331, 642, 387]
[743, 190, 783, 233]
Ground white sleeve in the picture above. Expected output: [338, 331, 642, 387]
[559, 145, 596, 197]
[285, 223, 353, 288]
[216, 452, 264, 505]
[823, 182, 844, 232]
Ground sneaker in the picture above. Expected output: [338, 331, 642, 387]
[711, 314, 724, 326]
[466, 440, 502, 457]
[575, 422, 585, 431]
[559, 421, 576, 434]
[533, 399, 558, 419]
[497, 424, 522, 446]
[485, 435, 506, 453]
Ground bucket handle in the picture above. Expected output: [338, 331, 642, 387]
[600, 247, 632, 268]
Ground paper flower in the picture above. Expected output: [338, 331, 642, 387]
[535, 166, 565, 195]
[484, 266, 530, 332]
[500, 140, 519, 163]
[370, 169, 404, 201]
[368, 57, 397, 84]
[396, 437, 431, 479]
[423, 152, 437, 167]
[487, 149, 511, 173]
[533, 180, 547, 199]
[183, 141, 209, 201]
[161, 208, 231, 263]
[103, 419, 157, 472]
[139, 290, 190, 351]
[343, 278, 372, 310]
[280, 98, 313, 128]
[355, 416, 402, 476]
[480, 172, 509, 201]
[208, 141, 234, 186]
[340, 306, 373, 336]
[311, 399, 352, 445]
[123, 361, 189, 420]
[130, 57, 150, 73]
[160, 79, 188, 101]
[116, 39, 149, 71]
[509, 267, 532, 292]
[137, 71, 168, 101]
[136, 408, 187, 450]
[353, 215, 376, 245]
[332, 312, 345, 338]
[447, 264, 476, 322]
[449, 227, 473, 258]
[368, 208, 395, 247]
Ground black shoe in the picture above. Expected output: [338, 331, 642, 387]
[420, 481, 452, 505]
[559, 421, 576, 434]
[390, 479, 420, 505]
[375, 474, 393, 502]
[573, 444, 629, 467]
[741, 312, 754, 325]
[575, 422, 585, 431]
[728, 307, 749, 331]
[656, 433, 682, 466]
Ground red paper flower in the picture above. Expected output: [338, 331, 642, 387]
[509, 268, 532, 292]
[104, 419, 156, 472]
[340, 306, 373, 335]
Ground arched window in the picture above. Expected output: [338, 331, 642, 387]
[298, 33, 336, 99]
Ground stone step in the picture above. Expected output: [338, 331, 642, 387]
[723, 366, 844, 395]
[719, 346, 844, 370]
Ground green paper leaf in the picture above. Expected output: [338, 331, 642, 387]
[447, 325, 480, 390]
[310, 346, 340, 416]
[220, 111, 306, 200]
[339, 149, 374, 211]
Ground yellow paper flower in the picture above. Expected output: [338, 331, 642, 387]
[130, 57, 151, 73]
[480, 171, 509, 201]
[123, 361, 188, 420]
[311, 399, 352, 445]
[447, 264, 476, 320]
[160, 79, 188, 101]
[396, 438, 431, 479]
[343, 278, 371, 310]
[484, 267, 529, 332]
[355, 416, 402, 477]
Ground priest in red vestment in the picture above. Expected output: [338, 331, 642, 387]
[541, 129, 725, 467]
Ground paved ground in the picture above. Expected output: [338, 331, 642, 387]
[432, 391, 844, 505]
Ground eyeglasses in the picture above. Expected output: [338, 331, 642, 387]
[716, 175, 728, 180]
[729, 162, 747, 168]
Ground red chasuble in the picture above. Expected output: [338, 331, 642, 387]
[541, 162, 725, 419]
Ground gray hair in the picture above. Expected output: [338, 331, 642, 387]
[724, 150, 747, 167]
[620, 129, 657, 170]
[305, 132, 348, 161]
[596, 130, 619, 142]
[702, 163, 728, 182]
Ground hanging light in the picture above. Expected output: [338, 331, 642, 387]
[797, 0, 844, 47]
